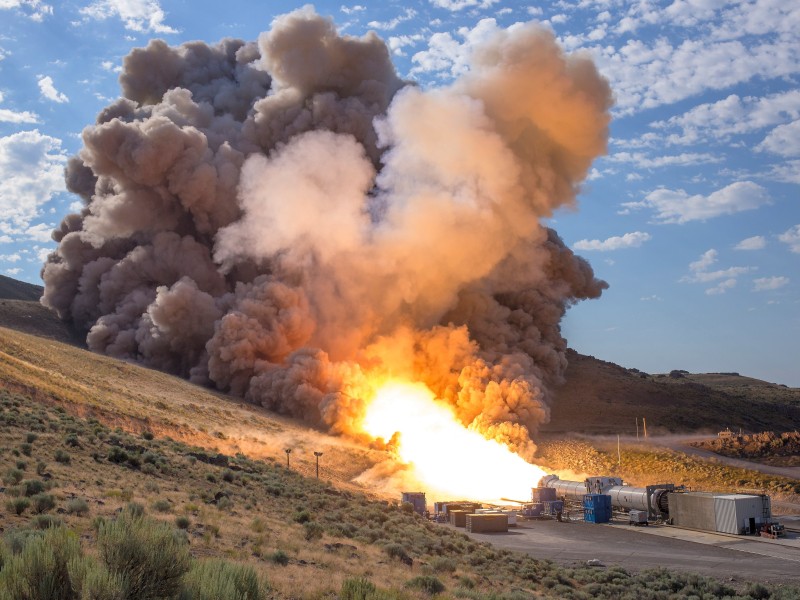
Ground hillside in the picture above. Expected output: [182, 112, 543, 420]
[0, 273, 42, 301]
[547, 350, 800, 434]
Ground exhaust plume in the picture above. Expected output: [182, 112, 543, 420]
[42, 8, 611, 459]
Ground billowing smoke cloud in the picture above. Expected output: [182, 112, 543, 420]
[42, 7, 611, 459]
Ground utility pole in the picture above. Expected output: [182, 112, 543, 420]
[314, 451, 323, 479]
[284, 448, 292, 468]
[636, 417, 639, 441]
[617, 434, 621, 469]
[643, 417, 648, 439]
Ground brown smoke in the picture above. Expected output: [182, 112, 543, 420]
[42, 8, 611, 459]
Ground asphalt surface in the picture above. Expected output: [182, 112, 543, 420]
[454, 517, 800, 585]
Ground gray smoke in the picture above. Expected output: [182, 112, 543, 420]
[42, 7, 611, 458]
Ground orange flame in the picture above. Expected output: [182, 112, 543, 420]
[360, 379, 547, 504]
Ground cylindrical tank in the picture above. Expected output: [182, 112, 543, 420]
[541, 475, 587, 501]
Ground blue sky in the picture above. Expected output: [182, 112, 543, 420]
[0, 0, 798, 385]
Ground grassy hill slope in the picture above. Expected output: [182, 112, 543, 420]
[0, 273, 42, 301]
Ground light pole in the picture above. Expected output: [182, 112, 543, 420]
[285, 448, 292, 468]
[314, 451, 323, 479]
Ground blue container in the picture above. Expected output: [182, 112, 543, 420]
[523, 503, 544, 517]
[583, 494, 611, 523]
[542, 500, 564, 516]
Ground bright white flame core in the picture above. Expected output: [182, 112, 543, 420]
[362, 380, 547, 503]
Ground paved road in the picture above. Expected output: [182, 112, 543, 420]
[651, 434, 800, 480]
[457, 518, 800, 586]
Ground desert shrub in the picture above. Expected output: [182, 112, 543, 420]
[385, 543, 411, 564]
[142, 431, 154, 441]
[124, 502, 145, 518]
[216, 496, 233, 511]
[746, 583, 771, 599]
[32, 514, 63, 530]
[141, 463, 158, 476]
[64, 433, 80, 447]
[36, 461, 48, 476]
[430, 556, 457, 573]
[3, 468, 23, 485]
[303, 522, 324, 541]
[341, 577, 376, 600]
[400, 502, 415, 514]
[97, 512, 191, 600]
[66, 498, 90, 516]
[152, 499, 172, 513]
[21, 479, 45, 496]
[250, 517, 266, 534]
[175, 515, 190, 530]
[25, 433, 37, 444]
[0, 526, 80, 600]
[68, 557, 126, 600]
[293, 510, 311, 524]
[20, 443, 32, 457]
[406, 575, 445, 595]
[31, 493, 56, 514]
[15, 460, 26, 471]
[179, 559, 266, 600]
[6, 497, 30, 515]
[55, 450, 71, 464]
[269, 550, 289, 566]
[107, 447, 129, 464]
[221, 469, 235, 483]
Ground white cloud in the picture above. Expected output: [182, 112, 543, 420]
[0, 0, 52, 21]
[0, 130, 66, 236]
[0, 108, 39, 124]
[706, 278, 737, 295]
[5, 267, 21, 275]
[34, 246, 53, 262]
[689, 249, 717, 272]
[37, 75, 68, 103]
[429, 0, 499, 10]
[411, 18, 500, 76]
[640, 295, 662, 301]
[753, 276, 789, 292]
[80, 0, 177, 34]
[367, 8, 416, 31]
[757, 120, 800, 157]
[589, 35, 800, 115]
[608, 151, 720, 169]
[340, 4, 365, 14]
[683, 248, 754, 294]
[622, 181, 770, 224]
[574, 231, 652, 251]
[650, 91, 800, 145]
[24, 222, 54, 242]
[388, 34, 424, 56]
[734, 235, 766, 251]
[778, 224, 800, 253]
[767, 160, 800, 184]
[0, 253, 21, 262]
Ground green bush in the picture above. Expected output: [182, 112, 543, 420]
[20, 443, 32, 457]
[31, 493, 56, 514]
[293, 510, 310, 524]
[179, 559, 266, 600]
[97, 512, 191, 600]
[6, 497, 30, 516]
[0, 526, 80, 600]
[385, 543, 411, 564]
[32, 514, 63, 530]
[25, 433, 38, 444]
[175, 515, 191, 530]
[68, 557, 126, 600]
[3, 468, 23, 485]
[406, 575, 445, 595]
[430, 556, 457, 573]
[341, 577, 376, 600]
[303, 522, 324, 541]
[21, 479, 45, 497]
[55, 450, 71, 464]
[269, 550, 289, 566]
[66, 498, 90, 516]
[151, 499, 172, 513]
